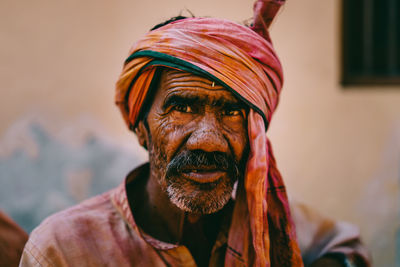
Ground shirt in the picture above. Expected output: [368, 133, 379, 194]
[20, 164, 369, 266]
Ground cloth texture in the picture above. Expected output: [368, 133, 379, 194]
[115, 1, 301, 266]
[19, 164, 370, 267]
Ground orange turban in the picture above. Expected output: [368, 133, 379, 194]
[115, 0, 303, 266]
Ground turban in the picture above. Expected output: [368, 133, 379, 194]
[115, 0, 303, 266]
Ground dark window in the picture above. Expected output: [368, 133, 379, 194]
[342, 0, 400, 85]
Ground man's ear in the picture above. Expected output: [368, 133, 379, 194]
[135, 121, 149, 150]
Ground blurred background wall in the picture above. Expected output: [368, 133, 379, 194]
[1, 0, 399, 266]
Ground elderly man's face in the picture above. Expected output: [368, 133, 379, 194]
[138, 69, 248, 214]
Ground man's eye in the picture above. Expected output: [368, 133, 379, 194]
[173, 104, 192, 113]
[222, 109, 242, 116]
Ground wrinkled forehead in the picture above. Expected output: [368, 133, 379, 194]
[155, 68, 245, 107]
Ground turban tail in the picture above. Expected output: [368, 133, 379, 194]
[115, 1, 303, 266]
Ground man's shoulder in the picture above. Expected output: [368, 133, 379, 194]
[21, 187, 128, 266]
[28, 188, 119, 246]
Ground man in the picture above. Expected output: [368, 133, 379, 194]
[20, 0, 370, 266]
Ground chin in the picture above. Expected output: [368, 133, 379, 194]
[166, 177, 234, 214]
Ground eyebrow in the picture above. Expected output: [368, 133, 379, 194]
[213, 99, 247, 110]
[162, 94, 200, 110]
[162, 93, 247, 111]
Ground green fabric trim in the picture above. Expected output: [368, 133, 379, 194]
[125, 50, 268, 128]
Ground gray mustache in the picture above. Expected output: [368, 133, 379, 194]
[166, 150, 239, 178]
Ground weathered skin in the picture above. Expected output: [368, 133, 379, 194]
[133, 68, 248, 266]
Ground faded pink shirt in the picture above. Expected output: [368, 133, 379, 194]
[20, 164, 369, 266]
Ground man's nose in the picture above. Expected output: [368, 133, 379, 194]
[186, 113, 229, 153]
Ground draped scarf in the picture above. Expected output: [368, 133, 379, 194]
[115, 1, 303, 266]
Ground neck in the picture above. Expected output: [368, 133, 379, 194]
[128, 166, 224, 266]
[129, 169, 210, 243]
[145, 173, 186, 243]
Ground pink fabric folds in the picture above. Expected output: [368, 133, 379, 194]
[115, 1, 303, 266]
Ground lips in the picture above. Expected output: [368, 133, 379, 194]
[181, 167, 227, 184]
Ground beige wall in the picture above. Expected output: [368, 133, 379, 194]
[1, 0, 399, 265]
[269, 2, 400, 265]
